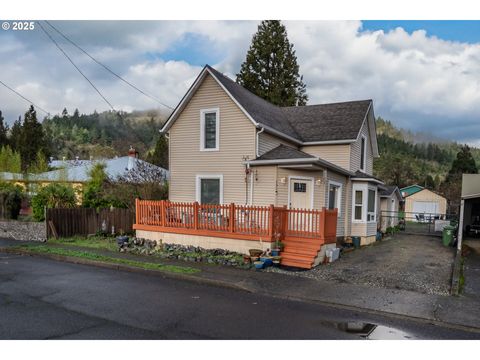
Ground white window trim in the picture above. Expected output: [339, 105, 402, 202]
[327, 180, 343, 216]
[366, 186, 377, 223]
[200, 108, 220, 151]
[195, 174, 224, 204]
[287, 176, 314, 209]
[352, 184, 366, 223]
[359, 134, 367, 172]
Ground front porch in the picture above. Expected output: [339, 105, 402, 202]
[133, 199, 338, 269]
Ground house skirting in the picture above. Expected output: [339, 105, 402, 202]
[360, 235, 376, 246]
[136, 229, 271, 255]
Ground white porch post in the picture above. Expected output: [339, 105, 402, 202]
[457, 198, 465, 252]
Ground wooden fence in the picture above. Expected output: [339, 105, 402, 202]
[134, 200, 337, 244]
[46, 208, 135, 238]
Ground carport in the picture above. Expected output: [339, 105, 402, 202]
[458, 174, 480, 251]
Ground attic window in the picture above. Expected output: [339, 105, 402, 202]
[200, 108, 219, 151]
[360, 135, 366, 171]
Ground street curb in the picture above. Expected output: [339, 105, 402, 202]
[2, 246, 480, 334]
[0, 247, 253, 294]
[451, 249, 462, 296]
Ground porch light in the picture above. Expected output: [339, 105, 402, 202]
[280, 177, 287, 184]
[316, 179, 323, 186]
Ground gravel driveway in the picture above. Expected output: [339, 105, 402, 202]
[270, 234, 455, 295]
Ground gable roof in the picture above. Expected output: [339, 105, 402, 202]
[256, 144, 315, 161]
[162, 65, 377, 151]
[400, 184, 424, 197]
[379, 185, 403, 199]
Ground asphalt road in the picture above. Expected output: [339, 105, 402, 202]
[0, 253, 478, 340]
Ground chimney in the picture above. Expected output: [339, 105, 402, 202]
[127, 145, 138, 170]
[128, 145, 138, 158]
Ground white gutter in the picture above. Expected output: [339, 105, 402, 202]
[256, 127, 265, 158]
[302, 139, 356, 145]
[260, 124, 303, 145]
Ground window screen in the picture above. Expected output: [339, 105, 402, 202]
[204, 112, 217, 149]
[200, 178, 220, 204]
[328, 184, 339, 210]
[354, 190, 363, 220]
[360, 136, 366, 170]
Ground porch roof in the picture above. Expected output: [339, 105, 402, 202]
[248, 145, 354, 176]
[351, 170, 385, 185]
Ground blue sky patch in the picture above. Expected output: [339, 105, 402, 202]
[362, 20, 480, 44]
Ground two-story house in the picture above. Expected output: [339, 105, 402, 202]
[156, 65, 383, 247]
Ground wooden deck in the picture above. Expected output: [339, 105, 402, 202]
[134, 200, 338, 268]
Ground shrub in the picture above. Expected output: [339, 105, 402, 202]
[31, 183, 76, 221]
[0, 181, 23, 219]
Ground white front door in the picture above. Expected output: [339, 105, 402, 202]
[289, 178, 313, 209]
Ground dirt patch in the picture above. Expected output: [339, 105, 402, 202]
[269, 234, 455, 295]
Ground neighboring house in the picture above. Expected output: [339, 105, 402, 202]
[400, 184, 447, 220]
[1, 147, 169, 201]
[145, 64, 384, 246]
[378, 185, 403, 231]
[458, 174, 480, 246]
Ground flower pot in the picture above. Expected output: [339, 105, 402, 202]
[259, 257, 273, 267]
[249, 249, 263, 257]
[272, 260, 280, 267]
[271, 249, 281, 257]
[254, 261, 265, 269]
[116, 235, 129, 246]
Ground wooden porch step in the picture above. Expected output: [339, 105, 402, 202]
[280, 257, 314, 269]
[281, 252, 316, 262]
[282, 246, 319, 257]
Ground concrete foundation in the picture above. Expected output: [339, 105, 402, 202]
[313, 243, 337, 266]
[136, 230, 272, 255]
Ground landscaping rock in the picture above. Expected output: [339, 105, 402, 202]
[0, 220, 46, 242]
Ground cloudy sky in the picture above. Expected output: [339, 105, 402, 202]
[1, 20, 480, 146]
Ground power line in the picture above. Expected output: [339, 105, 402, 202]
[0, 79, 50, 116]
[38, 21, 116, 112]
[44, 20, 174, 110]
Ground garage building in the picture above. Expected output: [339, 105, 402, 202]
[400, 184, 447, 221]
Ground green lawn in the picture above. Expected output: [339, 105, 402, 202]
[12, 244, 200, 274]
[47, 236, 118, 252]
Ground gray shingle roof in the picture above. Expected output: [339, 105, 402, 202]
[256, 144, 315, 160]
[352, 170, 384, 183]
[207, 65, 371, 143]
[379, 185, 398, 197]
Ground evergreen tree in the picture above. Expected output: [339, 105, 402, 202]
[19, 105, 48, 171]
[236, 20, 308, 106]
[0, 111, 8, 147]
[146, 134, 169, 169]
[9, 116, 22, 152]
[447, 145, 478, 178]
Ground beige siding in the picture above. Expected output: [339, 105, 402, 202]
[257, 132, 296, 156]
[325, 170, 347, 237]
[404, 189, 447, 215]
[275, 168, 325, 209]
[300, 144, 351, 170]
[350, 119, 374, 174]
[250, 165, 278, 206]
[169, 74, 256, 204]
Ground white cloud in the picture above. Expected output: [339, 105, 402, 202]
[1, 20, 480, 144]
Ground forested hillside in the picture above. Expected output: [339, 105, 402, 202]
[43, 108, 168, 160]
[373, 117, 480, 189]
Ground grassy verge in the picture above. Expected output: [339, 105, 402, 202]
[48, 236, 118, 252]
[11, 244, 200, 275]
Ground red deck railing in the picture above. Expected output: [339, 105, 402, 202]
[134, 199, 337, 243]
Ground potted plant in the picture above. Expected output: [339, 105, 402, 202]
[271, 240, 284, 256]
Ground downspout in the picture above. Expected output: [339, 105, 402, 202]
[245, 160, 251, 205]
[256, 127, 265, 158]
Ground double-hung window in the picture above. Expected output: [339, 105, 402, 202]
[352, 184, 377, 223]
[200, 108, 219, 151]
[354, 189, 363, 221]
